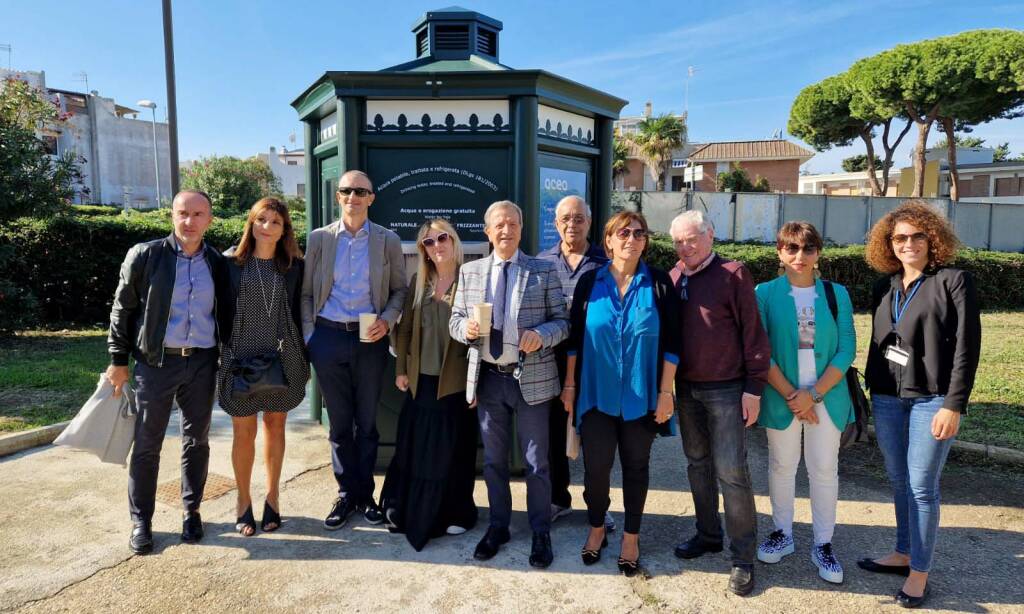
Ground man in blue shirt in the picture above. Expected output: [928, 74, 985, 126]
[302, 170, 408, 531]
[535, 196, 612, 530]
[106, 190, 225, 555]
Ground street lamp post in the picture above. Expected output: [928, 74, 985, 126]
[136, 100, 161, 207]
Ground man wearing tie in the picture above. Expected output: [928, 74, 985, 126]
[450, 200, 569, 568]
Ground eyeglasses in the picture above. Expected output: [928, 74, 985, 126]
[781, 243, 819, 256]
[337, 187, 373, 197]
[558, 215, 587, 225]
[614, 228, 648, 240]
[891, 232, 928, 245]
[421, 232, 450, 248]
[513, 350, 526, 381]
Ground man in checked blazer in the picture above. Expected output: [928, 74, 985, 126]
[450, 200, 569, 568]
[301, 170, 407, 531]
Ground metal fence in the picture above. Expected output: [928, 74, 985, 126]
[612, 191, 1024, 252]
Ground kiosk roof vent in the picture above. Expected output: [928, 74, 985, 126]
[412, 7, 502, 61]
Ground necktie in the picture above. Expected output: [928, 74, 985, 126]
[490, 261, 510, 359]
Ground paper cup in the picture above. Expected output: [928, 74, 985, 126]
[359, 313, 377, 342]
[473, 303, 492, 335]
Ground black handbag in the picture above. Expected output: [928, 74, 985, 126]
[822, 281, 872, 449]
[230, 261, 289, 401]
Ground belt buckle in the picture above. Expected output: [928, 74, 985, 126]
[181, 347, 194, 357]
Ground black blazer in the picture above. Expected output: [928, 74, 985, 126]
[864, 267, 981, 412]
[217, 251, 304, 349]
[566, 263, 682, 433]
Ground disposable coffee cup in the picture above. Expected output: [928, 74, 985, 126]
[359, 313, 377, 342]
[473, 303, 492, 336]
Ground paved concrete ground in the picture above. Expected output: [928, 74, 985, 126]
[1, 402, 1022, 613]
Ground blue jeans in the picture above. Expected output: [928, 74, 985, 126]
[678, 380, 757, 565]
[872, 394, 955, 573]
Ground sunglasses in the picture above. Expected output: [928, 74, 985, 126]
[781, 244, 819, 256]
[614, 228, 648, 240]
[337, 187, 373, 197]
[678, 275, 689, 301]
[421, 232, 450, 248]
[513, 350, 526, 381]
[891, 232, 928, 245]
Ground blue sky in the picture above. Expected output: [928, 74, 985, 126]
[4, 0, 1023, 173]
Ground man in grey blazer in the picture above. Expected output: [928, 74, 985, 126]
[450, 200, 569, 568]
[301, 170, 407, 530]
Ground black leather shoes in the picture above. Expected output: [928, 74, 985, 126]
[896, 585, 929, 609]
[324, 497, 358, 530]
[129, 521, 153, 555]
[729, 564, 755, 596]
[181, 511, 203, 544]
[857, 557, 911, 576]
[529, 531, 554, 569]
[362, 500, 385, 525]
[674, 535, 724, 559]
[473, 526, 511, 561]
[581, 535, 608, 566]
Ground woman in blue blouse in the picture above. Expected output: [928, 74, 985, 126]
[561, 211, 680, 576]
[754, 221, 856, 584]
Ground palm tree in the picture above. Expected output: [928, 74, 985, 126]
[612, 133, 630, 187]
[624, 114, 686, 191]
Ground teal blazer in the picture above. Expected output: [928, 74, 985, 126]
[754, 276, 856, 431]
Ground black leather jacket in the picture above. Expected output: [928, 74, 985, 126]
[107, 234, 225, 367]
[216, 249, 304, 348]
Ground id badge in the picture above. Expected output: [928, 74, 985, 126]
[885, 345, 910, 366]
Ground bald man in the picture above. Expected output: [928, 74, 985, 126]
[301, 170, 408, 531]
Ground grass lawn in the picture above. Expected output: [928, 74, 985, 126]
[853, 312, 1024, 451]
[0, 329, 109, 432]
[2, 315, 1023, 452]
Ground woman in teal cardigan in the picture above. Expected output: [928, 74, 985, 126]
[754, 221, 856, 585]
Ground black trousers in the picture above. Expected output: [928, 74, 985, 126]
[548, 351, 572, 508]
[580, 410, 657, 534]
[128, 349, 217, 524]
[308, 324, 388, 504]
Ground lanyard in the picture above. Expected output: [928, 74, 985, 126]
[891, 277, 925, 326]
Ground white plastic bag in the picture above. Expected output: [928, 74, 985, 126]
[54, 374, 137, 466]
[566, 414, 579, 460]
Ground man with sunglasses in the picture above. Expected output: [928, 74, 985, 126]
[535, 196, 612, 529]
[450, 200, 569, 569]
[668, 210, 770, 596]
[301, 170, 408, 531]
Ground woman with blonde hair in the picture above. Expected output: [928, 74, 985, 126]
[379, 219, 477, 550]
[216, 197, 308, 536]
[858, 200, 981, 608]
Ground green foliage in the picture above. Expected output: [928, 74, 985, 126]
[283, 195, 306, 213]
[622, 114, 685, 191]
[788, 75, 865, 151]
[715, 165, 770, 193]
[934, 135, 987, 149]
[181, 155, 282, 212]
[612, 135, 630, 180]
[645, 235, 1024, 311]
[0, 78, 88, 220]
[842, 154, 893, 172]
[0, 209, 305, 328]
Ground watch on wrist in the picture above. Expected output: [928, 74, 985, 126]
[809, 387, 824, 404]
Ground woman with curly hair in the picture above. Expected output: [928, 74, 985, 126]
[857, 200, 981, 608]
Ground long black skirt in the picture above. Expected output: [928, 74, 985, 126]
[379, 374, 478, 551]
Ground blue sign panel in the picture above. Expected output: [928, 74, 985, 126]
[538, 166, 588, 252]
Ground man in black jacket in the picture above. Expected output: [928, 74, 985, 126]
[105, 190, 225, 555]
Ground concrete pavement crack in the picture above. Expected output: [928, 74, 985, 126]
[10, 554, 136, 612]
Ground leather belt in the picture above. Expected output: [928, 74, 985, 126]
[316, 317, 359, 332]
[483, 362, 517, 375]
[164, 346, 210, 357]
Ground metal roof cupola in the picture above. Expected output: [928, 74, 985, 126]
[386, 7, 508, 71]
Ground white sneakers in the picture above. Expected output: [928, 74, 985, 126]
[811, 543, 844, 584]
[757, 530, 844, 584]
[757, 529, 795, 563]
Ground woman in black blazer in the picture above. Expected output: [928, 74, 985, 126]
[858, 200, 981, 608]
[216, 197, 308, 537]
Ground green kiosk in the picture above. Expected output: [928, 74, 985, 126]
[292, 7, 626, 464]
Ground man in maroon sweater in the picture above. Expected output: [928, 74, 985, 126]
[668, 210, 770, 597]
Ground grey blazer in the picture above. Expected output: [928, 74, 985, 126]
[449, 252, 569, 405]
[300, 219, 408, 340]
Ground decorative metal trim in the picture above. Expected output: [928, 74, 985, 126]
[537, 104, 595, 145]
[365, 100, 511, 134]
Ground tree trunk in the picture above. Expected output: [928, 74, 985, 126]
[859, 128, 883, 196]
[906, 102, 939, 198]
[940, 116, 960, 202]
[880, 118, 913, 195]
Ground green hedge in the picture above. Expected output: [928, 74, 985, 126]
[1, 213, 1021, 332]
[646, 235, 1024, 310]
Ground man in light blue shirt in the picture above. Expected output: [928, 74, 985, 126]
[302, 170, 408, 531]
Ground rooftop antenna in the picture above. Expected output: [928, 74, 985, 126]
[72, 71, 89, 94]
[771, 128, 782, 139]
[0, 44, 11, 70]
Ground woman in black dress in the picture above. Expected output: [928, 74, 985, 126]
[217, 197, 308, 536]
[380, 218, 477, 550]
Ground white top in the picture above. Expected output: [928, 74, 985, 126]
[790, 285, 818, 388]
[483, 250, 521, 365]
